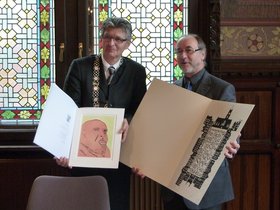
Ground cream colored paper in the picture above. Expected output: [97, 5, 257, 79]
[120, 78, 254, 204]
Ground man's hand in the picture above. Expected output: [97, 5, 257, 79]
[132, 167, 145, 179]
[119, 118, 129, 142]
[225, 139, 240, 159]
[54, 157, 72, 168]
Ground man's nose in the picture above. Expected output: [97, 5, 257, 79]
[108, 38, 115, 45]
[180, 51, 190, 59]
[179, 54, 189, 63]
[99, 131, 106, 137]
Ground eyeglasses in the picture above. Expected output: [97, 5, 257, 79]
[102, 35, 128, 44]
[175, 47, 201, 56]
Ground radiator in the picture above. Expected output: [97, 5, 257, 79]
[130, 174, 164, 210]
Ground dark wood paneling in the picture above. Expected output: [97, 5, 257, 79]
[206, 1, 280, 209]
[54, 0, 66, 89]
[237, 90, 272, 141]
[77, 0, 89, 56]
[0, 128, 36, 146]
[0, 156, 70, 210]
[55, 0, 79, 89]
[258, 156, 271, 210]
[272, 86, 280, 210]
[225, 154, 272, 210]
[222, 80, 278, 210]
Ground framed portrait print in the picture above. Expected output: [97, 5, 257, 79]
[69, 107, 124, 168]
[34, 84, 124, 169]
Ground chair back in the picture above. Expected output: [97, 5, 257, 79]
[26, 175, 110, 210]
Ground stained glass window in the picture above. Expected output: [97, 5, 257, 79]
[91, 0, 188, 86]
[0, 0, 187, 125]
[0, 0, 55, 125]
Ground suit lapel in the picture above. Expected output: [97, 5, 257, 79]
[174, 78, 183, 87]
[195, 71, 211, 96]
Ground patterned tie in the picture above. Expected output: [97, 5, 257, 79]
[107, 66, 115, 84]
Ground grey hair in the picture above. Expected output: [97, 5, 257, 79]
[177, 33, 207, 52]
[100, 17, 132, 41]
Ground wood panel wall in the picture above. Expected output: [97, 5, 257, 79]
[208, 1, 280, 209]
[0, 150, 70, 210]
[222, 79, 280, 210]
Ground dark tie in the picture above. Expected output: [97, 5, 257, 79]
[107, 66, 115, 84]
[185, 79, 192, 91]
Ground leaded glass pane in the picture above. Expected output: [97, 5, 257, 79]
[0, 0, 55, 125]
[91, 0, 188, 86]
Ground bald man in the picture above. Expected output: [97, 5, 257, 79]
[78, 119, 111, 158]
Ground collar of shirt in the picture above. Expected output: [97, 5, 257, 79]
[184, 68, 205, 91]
[101, 54, 122, 73]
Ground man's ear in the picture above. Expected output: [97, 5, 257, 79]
[201, 49, 206, 61]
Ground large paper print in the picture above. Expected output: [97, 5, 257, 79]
[120, 79, 254, 204]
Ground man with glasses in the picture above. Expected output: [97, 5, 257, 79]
[56, 17, 147, 210]
[161, 34, 240, 210]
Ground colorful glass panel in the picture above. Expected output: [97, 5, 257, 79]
[92, 0, 188, 86]
[0, 0, 55, 124]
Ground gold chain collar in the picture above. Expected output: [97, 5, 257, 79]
[92, 55, 123, 107]
[92, 55, 101, 107]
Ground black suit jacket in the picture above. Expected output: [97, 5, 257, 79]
[63, 55, 147, 210]
[64, 55, 147, 122]
[174, 70, 236, 209]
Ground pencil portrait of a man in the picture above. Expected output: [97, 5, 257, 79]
[78, 119, 111, 158]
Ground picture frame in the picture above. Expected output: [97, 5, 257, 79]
[69, 107, 124, 168]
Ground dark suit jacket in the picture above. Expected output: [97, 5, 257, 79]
[63, 54, 147, 210]
[64, 54, 147, 122]
[174, 70, 236, 209]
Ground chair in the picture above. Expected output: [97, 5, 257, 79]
[26, 175, 110, 210]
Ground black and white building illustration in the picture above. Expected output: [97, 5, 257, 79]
[176, 108, 241, 189]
